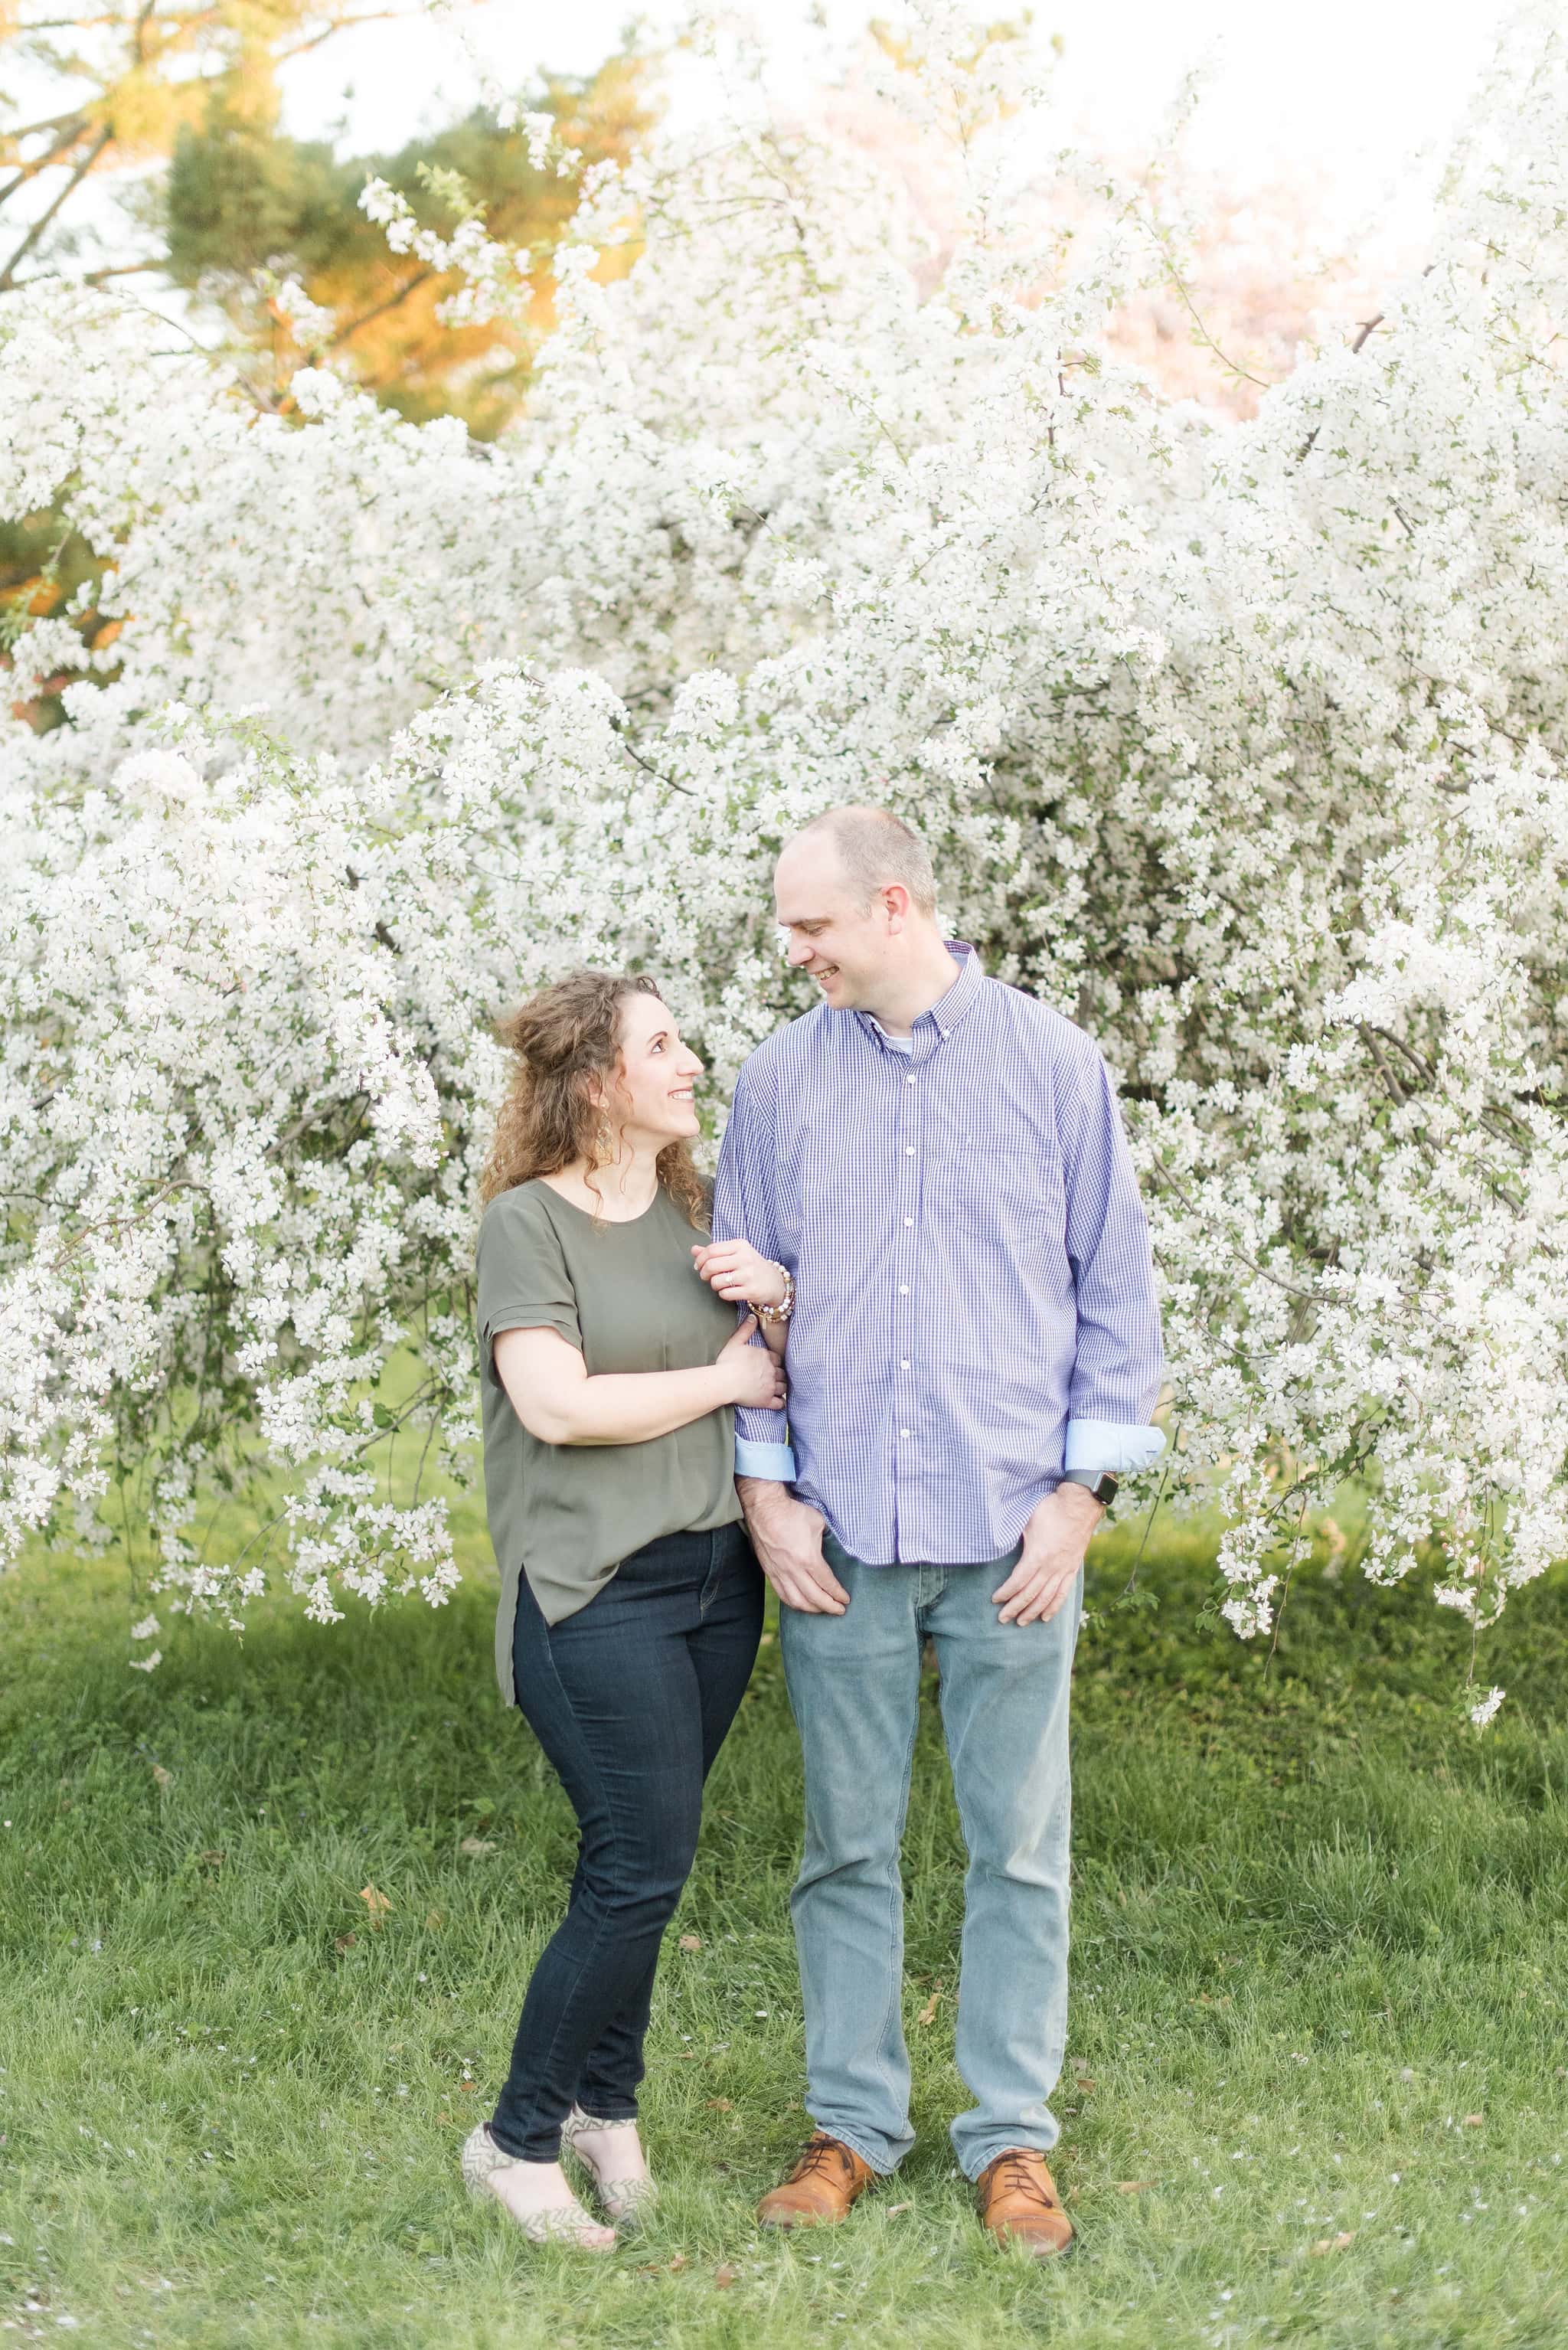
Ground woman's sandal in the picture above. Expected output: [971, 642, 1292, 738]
[561, 2105, 660, 2230]
[461, 2123, 616, 2251]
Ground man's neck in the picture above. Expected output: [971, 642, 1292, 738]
[861, 940, 964, 1039]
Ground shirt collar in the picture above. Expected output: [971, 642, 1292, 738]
[856, 940, 984, 1054]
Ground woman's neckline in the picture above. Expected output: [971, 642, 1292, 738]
[536, 1174, 663, 1227]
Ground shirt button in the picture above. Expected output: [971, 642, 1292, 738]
[903, 1215, 914, 1226]
[899, 1284, 910, 1294]
[900, 1359, 910, 1370]
[900, 1429, 911, 1440]
[906, 1074, 916, 1085]
[904, 1146, 915, 1156]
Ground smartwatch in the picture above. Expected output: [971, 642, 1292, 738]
[1061, 1469, 1119, 1507]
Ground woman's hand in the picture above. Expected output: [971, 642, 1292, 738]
[718, 1315, 789, 1411]
[691, 1237, 789, 1310]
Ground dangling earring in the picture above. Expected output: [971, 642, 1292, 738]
[594, 1113, 615, 1168]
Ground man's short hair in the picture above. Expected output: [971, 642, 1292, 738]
[790, 805, 938, 917]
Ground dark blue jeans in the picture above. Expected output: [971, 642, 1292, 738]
[489, 1521, 763, 2162]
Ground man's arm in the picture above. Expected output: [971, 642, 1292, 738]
[710, 1057, 798, 1481]
[736, 1474, 847, 1616]
[991, 1480, 1106, 1626]
[1060, 1038, 1165, 1450]
[713, 1056, 848, 1615]
[992, 1038, 1165, 1626]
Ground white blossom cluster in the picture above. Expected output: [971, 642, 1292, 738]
[1, 5, 1565, 1675]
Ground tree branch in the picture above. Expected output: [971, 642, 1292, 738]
[615, 730, 696, 795]
[1295, 270, 1433, 465]
[1145, 1162, 1318, 1300]
[0, 123, 113, 293]
[328, 264, 437, 351]
[1368, 1025, 1436, 1085]
[1357, 1022, 1407, 1105]
[82, 258, 162, 283]
[273, 8, 404, 66]
[0, 116, 90, 208]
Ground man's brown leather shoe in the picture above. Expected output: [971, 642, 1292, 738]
[975, 2149, 1074, 2257]
[756, 2133, 877, 2228]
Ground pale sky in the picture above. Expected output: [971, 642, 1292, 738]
[277, 0, 1517, 244]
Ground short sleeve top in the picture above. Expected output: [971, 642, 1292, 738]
[475, 1178, 743, 1703]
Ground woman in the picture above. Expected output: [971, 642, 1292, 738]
[463, 968, 792, 2250]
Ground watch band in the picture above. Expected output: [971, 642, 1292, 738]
[1061, 1468, 1119, 1506]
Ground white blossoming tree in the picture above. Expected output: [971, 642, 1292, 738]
[2, 4, 1564, 1682]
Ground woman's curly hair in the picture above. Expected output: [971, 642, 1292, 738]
[479, 968, 710, 1230]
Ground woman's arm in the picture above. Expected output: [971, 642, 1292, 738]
[492, 1317, 786, 1448]
[690, 1237, 792, 1358]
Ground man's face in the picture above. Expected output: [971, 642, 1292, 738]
[773, 838, 889, 1010]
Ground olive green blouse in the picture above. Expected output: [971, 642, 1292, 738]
[475, 1178, 743, 1704]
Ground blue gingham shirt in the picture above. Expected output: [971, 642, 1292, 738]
[712, 943, 1165, 1567]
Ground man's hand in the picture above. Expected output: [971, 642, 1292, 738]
[991, 1482, 1104, 1626]
[736, 1476, 849, 1616]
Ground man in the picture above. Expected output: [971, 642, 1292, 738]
[704, 806, 1165, 2257]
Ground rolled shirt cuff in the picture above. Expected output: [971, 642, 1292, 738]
[734, 1436, 799, 1482]
[1063, 1419, 1167, 1474]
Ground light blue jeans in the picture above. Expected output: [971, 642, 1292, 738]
[779, 1531, 1080, 2181]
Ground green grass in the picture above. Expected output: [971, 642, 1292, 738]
[1, 1516, 1565, 2348]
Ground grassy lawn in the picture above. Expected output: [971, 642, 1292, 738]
[1, 1513, 1565, 2348]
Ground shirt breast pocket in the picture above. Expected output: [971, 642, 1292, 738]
[926, 1132, 1064, 1258]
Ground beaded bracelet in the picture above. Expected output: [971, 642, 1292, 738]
[756, 1264, 795, 1325]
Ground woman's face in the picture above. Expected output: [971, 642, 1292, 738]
[599, 993, 704, 1149]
